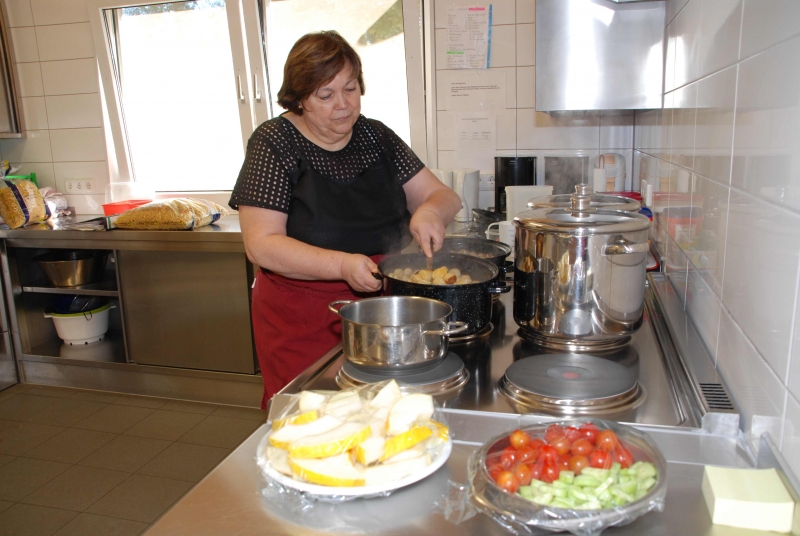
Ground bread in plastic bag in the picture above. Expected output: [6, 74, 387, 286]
[256, 380, 452, 504]
[114, 198, 228, 230]
[0, 179, 51, 229]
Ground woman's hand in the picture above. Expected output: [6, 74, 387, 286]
[403, 168, 463, 257]
[410, 208, 446, 257]
[341, 254, 382, 292]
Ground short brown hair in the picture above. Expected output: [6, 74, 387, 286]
[277, 31, 365, 115]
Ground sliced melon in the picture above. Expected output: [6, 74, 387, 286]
[354, 435, 386, 466]
[271, 409, 319, 431]
[381, 425, 432, 461]
[268, 415, 342, 449]
[364, 453, 432, 486]
[427, 420, 451, 443]
[323, 390, 363, 419]
[382, 443, 427, 463]
[289, 452, 365, 487]
[386, 393, 434, 436]
[266, 446, 293, 476]
[368, 380, 402, 411]
[298, 390, 330, 413]
[288, 421, 371, 459]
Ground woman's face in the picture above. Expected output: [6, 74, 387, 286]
[300, 66, 361, 140]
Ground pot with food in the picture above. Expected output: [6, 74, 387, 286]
[378, 253, 510, 336]
[418, 237, 512, 274]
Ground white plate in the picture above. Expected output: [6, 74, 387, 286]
[257, 434, 452, 498]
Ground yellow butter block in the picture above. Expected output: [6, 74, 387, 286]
[702, 466, 795, 533]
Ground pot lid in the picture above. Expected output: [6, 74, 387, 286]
[529, 184, 641, 213]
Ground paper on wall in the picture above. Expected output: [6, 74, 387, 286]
[447, 70, 506, 111]
[454, 112, 496, 170]
[446, 5, 492, 69]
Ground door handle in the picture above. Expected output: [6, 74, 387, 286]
[237, 75, 245, 102]
[253, 74, 262, 102]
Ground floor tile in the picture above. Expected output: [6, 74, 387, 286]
[72, 404, 154, 434]
[0, 418, 16, 431]
[0, 503, 78, 536]
[27, 399, 107, 427]
[26, 428, 116, 464]
[0, 457, 70, 501]
[137, 442, 229, 482]
[123, 410, 205, 441]
[211, 405, 267, 421]
[0, 420, 65, 456]
[86, 474, 192, 523]
[0, 389, 17, 403]
[79, 435, 171, 473]
[178, 415, 262, 449]
[161, 399, 218, 415]
[53, 513, 148, 536]
[25, 385, 77, 398]
[69, 390, 121, 404]
[3, 383, 32, 394]
[0, 454, 15, 467]
[22, 465, 129, 512]
[0, 394, 59, 421]
[0, 499, 12, 514]
[113, 394, 168, 409]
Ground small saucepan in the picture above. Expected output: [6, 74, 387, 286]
[420, 236, 514, 277]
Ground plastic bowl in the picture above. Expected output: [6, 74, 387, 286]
[468, 419, 667, 535]
[102, 199, 152, 216]
[44, 302, 113, 345]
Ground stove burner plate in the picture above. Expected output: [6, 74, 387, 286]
[499, 353, 644, 414]
[517, 328, 631, 353]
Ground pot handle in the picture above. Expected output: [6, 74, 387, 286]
[328, 300, 354, 316]
[424, 321, 469, 337]
[489, 280, 512, 294]
[602, 238, 649, 256]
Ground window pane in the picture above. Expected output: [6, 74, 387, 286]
[111, 0, 244, 191]
[265, 0, 411, 144]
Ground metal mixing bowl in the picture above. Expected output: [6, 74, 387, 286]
[34, 250, 109, 287]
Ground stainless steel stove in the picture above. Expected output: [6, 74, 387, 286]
[279, 274, 736, 429]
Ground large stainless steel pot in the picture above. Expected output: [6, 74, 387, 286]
[529, 184, 642, 213]
[513, 190, 651, 351]
[329, 296, 467, 372]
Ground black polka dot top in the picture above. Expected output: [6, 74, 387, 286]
[229, 115, 425, 212]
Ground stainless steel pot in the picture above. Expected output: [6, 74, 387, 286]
[329, 296, 467, 372]
[529, 184, 642, 213]
[513, 190, 651, 351]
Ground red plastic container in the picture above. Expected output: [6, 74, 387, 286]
[102, 199, 152, 217]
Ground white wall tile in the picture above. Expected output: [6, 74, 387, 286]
[732, 35, 800, 212]
[721, 192, 800, 382]
[698, 0, 742, 78]
[63, 193, 104, 214]
[599, 112, 634, 150]
[435, 70, 448, 110]
[35, 23, 94, 62]
[45, 93, 102, 129]
[517, 109, 599, 150]
[54, 161, 109, 194]
[3, 0, 33, 27]
[437, 150, 454, 170]
[40, 59, 99, 95]
[19, 162, 54, 188]
[740, 0, 800, 60]
[496, 109, 516, 150]
[791, 287, 800, 399]
[20, 96, 48, 130]
[659, 92, 674, 162]
[672, 0, 702, 88]
[515, 23, 534, 67]
[0, 129, 51, 161]
[30, 0, 88, 26]
[516, 66, 535, 108]
[634, 110, 660, 153]
[436, 111, 454, 150]
[434, 0, 516, 28]
[695, 65, 736, 184]
[667, 0, 690, 25]
[15, 63, 43, 97]
[717, 306, 787, 441]
[10, 27, 39, 62]
[686, 264, 721, 360]
[499, 66, 516, 109]
[782, 394, 800, 478]
[435, 28, 446, 67]
[516, 0, 534, 24]
[50, 127, 105, 161]
[490, 24, 516, 68]
[669, 83, 697, 169]
[687, 174, 728, 295]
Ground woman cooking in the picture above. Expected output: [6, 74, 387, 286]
[230, 31, 462, 408]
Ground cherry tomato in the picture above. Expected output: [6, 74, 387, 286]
[544, 424, 565, 444]
[538, 444, 559, 465]
[570, 438, 594, 457]
[496, 471, 520, 493]
[558, 453, 571, 470]
[529, 438, 545, 451]
[596, 430, 620, 451]
[516, 446, 537, 464]
[514, 463, 533, 486]
[589, 449, 612, 469]
[500, 447, 518, 469]
[564, 426, 582, 442]
[614, 445, 634, 468]
[509, 429, 532, 450]
[568, 455, 590, 474]
[550, 435, 572, 456]
[530, 462, 543, 480]
[541, 462, 560, 483]
[579, 423, 600, 444]
[487, 462, 504, 481]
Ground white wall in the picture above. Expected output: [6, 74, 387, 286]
[0, 0, 109, 213]
[635, 0, 800, 473]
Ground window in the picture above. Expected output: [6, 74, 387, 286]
[88, 0, 427, 197]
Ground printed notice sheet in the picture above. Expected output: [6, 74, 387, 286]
[454, 112, 496, 170]
[447, 70, 506, 111]
[446, 5, 492, 69]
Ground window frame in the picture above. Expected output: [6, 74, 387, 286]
[88, 0, 429, 202]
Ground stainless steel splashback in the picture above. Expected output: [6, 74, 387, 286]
[536, 0, 665, 112]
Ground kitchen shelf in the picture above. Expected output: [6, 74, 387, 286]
[24, 330, 126, 363]
[22, 277, 119, 297]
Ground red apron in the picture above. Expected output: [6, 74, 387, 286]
[252, 256, 385, 409]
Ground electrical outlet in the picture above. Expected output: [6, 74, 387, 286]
[479, 172, 495, 191]
[64, 180, 96, 193]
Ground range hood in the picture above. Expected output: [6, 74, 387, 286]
[536, 0, 665, 112]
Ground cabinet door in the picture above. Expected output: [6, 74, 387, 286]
[117, 250, 254, 374]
